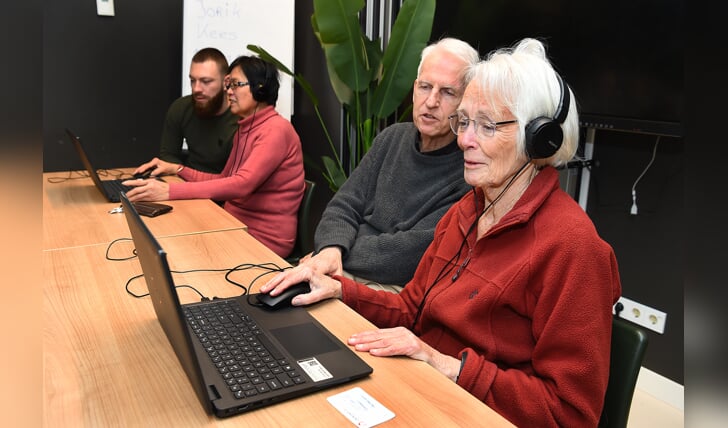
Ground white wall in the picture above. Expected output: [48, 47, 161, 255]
[182, 0, 295, 120]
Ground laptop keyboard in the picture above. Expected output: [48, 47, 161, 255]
[103, 179, 133, 198]
[184, 300, 306, 399]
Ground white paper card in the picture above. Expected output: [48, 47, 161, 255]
[327, 387, 395, 428]
[96, 0, 115, 17]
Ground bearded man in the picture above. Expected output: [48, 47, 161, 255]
[158, 47, 238, 173]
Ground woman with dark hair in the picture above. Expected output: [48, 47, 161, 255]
[126, 55, 304, 258]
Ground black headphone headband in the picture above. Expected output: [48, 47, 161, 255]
[523, 72, 570, 159]
[553, 73, 569, 125]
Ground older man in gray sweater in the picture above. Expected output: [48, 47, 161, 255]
[301, 38, 478, 290]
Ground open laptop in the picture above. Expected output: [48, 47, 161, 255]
[119, 191, 372, 417]
[65, 128, 135, 202]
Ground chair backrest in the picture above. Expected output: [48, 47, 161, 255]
[599, 316, 649, 428]
[286, 179, 316, 264]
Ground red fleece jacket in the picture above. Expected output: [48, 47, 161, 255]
[170, 106, 304, 257]
[340, 166, 621, 427]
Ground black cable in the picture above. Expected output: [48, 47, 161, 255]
[105, 237, 136, 261]
[45, 170, 90, 183]
[124, 273, 146, 297]
[410, 161, 532, 332]
[410, 215, 476, 332]
[46, 168, 133, 184]
[97, 168, 128, 180]
[229, 105, 258, 174]
[224, 262, 288, 294]
[118, 252, 288, 302]
[105, 227, 291, 301]
[124, 273, 206, 300]
[224, 261, 291, 307]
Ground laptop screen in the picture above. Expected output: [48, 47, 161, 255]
[120, 191, 214, 414]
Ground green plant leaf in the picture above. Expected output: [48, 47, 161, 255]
[361, 118, 374, 154]
[247, 44, 343, 174]
[322, 155, 348, 192]
[247, 44, 320, 108]
[246, 45, 295, 75]
[397, 104, 414, 123]
[312, 0, 364, 43]
[359, 37, 384, 117]
[322, 54, 354, 106]
[312, 0, 371, 95]
[371, 0, 435, 119]
[302, 153, 323, 174]
[250, 1, 436, 192]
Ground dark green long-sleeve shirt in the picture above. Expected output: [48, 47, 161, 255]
[159, 95, 238, 173]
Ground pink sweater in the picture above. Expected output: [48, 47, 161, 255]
[169, 106, 304, 257]
[339, 167, 621, 427]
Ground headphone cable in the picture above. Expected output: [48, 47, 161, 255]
[411, 160, 532, 331]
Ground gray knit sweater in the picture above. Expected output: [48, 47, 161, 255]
[314, 122, 470, 285]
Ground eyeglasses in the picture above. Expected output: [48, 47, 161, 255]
[448, 114, 518, 139]
[224, 79, 250, 91]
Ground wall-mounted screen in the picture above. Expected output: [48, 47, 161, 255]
[431, 0, 683, 137]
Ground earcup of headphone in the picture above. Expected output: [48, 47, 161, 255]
[524, 117, 563, 159]
[524, 72, 570, 159]
[253, 83, 266, 102]
[252, 63, 275, 102]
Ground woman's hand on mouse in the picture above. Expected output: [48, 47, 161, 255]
[133, 157, 179, 177]
[122, 178, 170, 202]
[261, 264, 342, 306]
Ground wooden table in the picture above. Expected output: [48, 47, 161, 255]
[43, 169, 245, 250]
[43, 229, 513, 427]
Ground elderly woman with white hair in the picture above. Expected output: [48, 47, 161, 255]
[262, 38, 621, 427]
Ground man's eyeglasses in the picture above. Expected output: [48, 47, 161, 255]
[224, 79, 250, 91]
[448, 114, 518, 139]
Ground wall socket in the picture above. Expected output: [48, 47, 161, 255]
[613, 296, 667, 334]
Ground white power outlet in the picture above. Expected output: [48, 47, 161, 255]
[613, 296, 667, 334]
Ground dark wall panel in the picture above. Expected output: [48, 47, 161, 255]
[43, 0, 183, 172]
[586, 131, 684, 383]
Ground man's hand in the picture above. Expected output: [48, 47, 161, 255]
[300, 246, 344, 277]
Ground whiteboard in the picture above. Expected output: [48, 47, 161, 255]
[182, 0, 295, 120]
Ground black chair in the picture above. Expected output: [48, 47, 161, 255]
[599, 316, 649, 428]
[285, 179, 316, 265]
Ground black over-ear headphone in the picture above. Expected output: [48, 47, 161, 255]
[251, 63, 274, 103]
[524, 72, 570, 159]
[252, 83, 266, 102]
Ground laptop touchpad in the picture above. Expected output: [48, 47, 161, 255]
[271, 324, 340, 359]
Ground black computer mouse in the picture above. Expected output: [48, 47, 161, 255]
[256, 282, 311, 310]
[133, 167, 155, 179]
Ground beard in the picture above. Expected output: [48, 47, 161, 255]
[192, 89, 225, 118]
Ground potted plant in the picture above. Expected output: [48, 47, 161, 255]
[248, 0, 435, 191]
